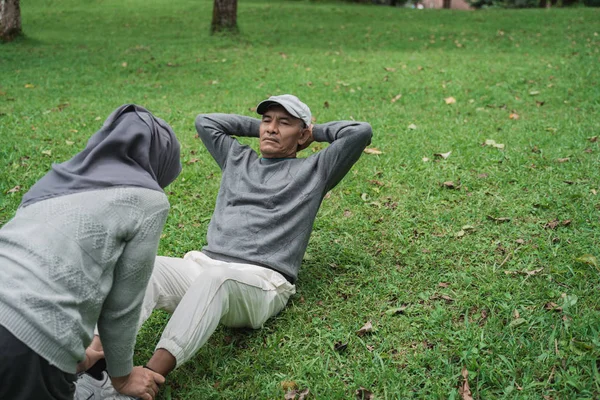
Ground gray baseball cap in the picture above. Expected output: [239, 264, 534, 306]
[256, 94, 312, 127]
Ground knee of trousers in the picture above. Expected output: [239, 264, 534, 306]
[199, 266, 249, 288]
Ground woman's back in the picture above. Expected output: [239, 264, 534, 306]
[0, 185, 169, 375]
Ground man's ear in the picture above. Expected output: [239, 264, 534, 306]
[297, 126, 311, 146]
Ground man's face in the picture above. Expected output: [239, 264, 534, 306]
[259, 105, 307, 158]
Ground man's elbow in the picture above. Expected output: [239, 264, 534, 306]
[194, 114, 210, 136]
[357, 122, 373, 147]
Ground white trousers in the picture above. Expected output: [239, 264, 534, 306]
[138, 251, 296, 367]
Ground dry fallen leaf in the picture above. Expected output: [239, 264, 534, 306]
[430, 294, 454, 303]
[281, 381, 298, 391]
[509, 318, 527, 328]
[386, 305, 407, 315]
[280, 52, 288, 59]
[334, 341, 348, 352]
[479, 309, 489, 326]
[65, 140, 74, 146]
[6, 185, 21, 194]
[364, 147, 383, 155]
[524, 267, 544, 276]
[187, 158, 200, 165]
[442, 181, 459, 189]
[544, 219, 570, 230]
[529, 90, 540, 95]
[484, 139, 505, 150]
[408, 123, 417, 130]
[513, 309, 520, 319]
[439, 282, 450, 288]
[422, 157, 430, 162]
[588, 136, 598, 143]
[434, 151, 452, 159]
[556, 157, 569, 163]
[487, 215, 511, 223]
[355, 387, 374, 400]
[384, 67, 396, 72]
[24, 83, 35, 89]
[459, 367, 474, 400]
[297, 388, 310, 400]
[284, 391, 296, 400]
[509, 113, 520, 120]
[343, 210, 352, 218]
[516, 238, 525, 245]
[356, 321, 373, 336]
[444, 96, 456, 105]
[575, 254, 598, 268]
[545, 302, 563, 312]
[41, 150, 52, 156]
[285, 388, 310, 400]
[391, 94, 402, 103]
[121, 62, 128, 67]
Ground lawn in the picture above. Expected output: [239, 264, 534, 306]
[1, 0, 600, 398]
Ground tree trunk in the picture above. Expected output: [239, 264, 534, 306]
[0, 0, 22, 42]
[211, 0, 238, 34]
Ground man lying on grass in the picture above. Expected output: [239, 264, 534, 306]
[77, 94, 372, 399]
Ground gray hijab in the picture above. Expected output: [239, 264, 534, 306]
[20, 104, 182, 208]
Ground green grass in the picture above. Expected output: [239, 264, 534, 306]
[2, 0, 600, 398]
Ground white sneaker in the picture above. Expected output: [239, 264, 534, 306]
[74, 371, 137, 400]
[74, 371, 111, 400]
[99, 385, 137, 400]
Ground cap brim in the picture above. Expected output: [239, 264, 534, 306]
[256, 100, 279, 115]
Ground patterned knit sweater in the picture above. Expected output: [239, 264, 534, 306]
[0, 187, 169, 376]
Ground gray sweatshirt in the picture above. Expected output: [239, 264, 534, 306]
[195, 114, 372, 283]
[0, 187, 169, 376]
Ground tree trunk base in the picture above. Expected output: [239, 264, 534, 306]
[211, 0, 238, 35]
[0, 27, 22, 42]
[210, 25, 239, 35]
[1, 0, 23, 43]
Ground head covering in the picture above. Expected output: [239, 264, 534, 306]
[256, 94, 312, 127]
[20, 104, 182, 208]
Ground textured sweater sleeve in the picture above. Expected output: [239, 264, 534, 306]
[311, 121, 373, 192]
[97, 206, 169, 378]
[195, 114, 261, 170]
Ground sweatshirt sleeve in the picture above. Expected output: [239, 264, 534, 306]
[195, 114, 261, 170]
[311, 121, 373, 192]
[97, 205, 169, 378]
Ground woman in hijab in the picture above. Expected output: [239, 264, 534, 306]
[0, 104, 182, 400]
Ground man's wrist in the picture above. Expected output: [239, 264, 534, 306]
[110, 373, 130, 389]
